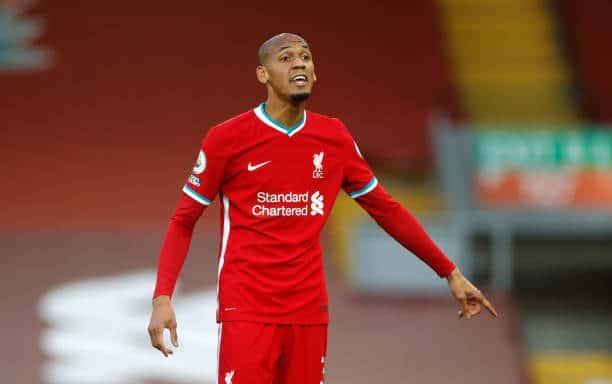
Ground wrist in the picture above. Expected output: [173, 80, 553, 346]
[446, 267, 461, 282]
[153, 295, 172, 306]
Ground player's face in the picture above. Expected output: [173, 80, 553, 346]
[258, 40, 316, 103]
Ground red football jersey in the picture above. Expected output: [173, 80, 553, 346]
[182, 103, 378, 324]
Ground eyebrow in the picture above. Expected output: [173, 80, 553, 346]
[278, 44, 310, 52]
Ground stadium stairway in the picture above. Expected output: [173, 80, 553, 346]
[437, 0, 581, 123]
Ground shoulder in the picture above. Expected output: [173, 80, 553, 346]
[307, 111, 353, 140]
[214, 109, 255, 130]
[307, 110, 342, 127]
[209, 110, 255, 135]
[201, 109, 256, 144]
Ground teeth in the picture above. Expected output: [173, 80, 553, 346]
[292, 75, 306, 81]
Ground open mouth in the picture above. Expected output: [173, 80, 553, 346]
[290, 74, 308, 86]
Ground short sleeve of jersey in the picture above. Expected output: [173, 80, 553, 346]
[339, 121, 378, 199]
[182, 126, 230, 205]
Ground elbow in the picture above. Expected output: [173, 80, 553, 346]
[170, 213, 197, 231]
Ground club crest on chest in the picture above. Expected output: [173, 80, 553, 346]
[312, 151, 324, 179]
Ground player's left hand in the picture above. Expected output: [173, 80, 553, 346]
[446, 268, 498, 319]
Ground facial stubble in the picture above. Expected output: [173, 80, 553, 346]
[289, 92, 311, 103]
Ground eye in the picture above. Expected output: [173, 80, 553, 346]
[280, 56, 289, 62]
[302, 54, 310, 61]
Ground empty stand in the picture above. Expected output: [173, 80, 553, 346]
[560, 0, 612, 122]
[0, 0, 458, 230]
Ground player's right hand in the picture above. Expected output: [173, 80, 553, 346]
[148, 295, 179, 357]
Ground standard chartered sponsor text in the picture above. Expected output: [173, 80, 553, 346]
[252, 191, 324, 216]
[252, 205, 310, 216]
[257, 191, 309, 203]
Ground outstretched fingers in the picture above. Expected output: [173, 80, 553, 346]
[480, 295, 499, 317]
[470, 290, 498, 318]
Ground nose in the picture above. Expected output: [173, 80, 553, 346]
[291, 56, 306, 68]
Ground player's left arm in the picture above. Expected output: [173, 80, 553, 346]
[353, 186, 498, 319]
[338, 120, 497, 319]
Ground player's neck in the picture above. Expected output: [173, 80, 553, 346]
[264, 98, 305, 128]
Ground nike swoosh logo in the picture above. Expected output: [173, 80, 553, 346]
[247, 161, 271, 171]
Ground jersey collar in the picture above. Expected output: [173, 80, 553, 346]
[253, 102, 307, 137]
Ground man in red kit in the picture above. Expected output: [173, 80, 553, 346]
[148, 33, 498, 384]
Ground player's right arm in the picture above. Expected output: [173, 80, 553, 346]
[148, 195, 205, 357]
[148, 125, 231, 357]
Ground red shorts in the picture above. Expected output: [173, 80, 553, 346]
[217, 322, 327, 384]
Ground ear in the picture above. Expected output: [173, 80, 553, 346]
[313, 71, 317, 83]
[256, 65, 268, 85]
